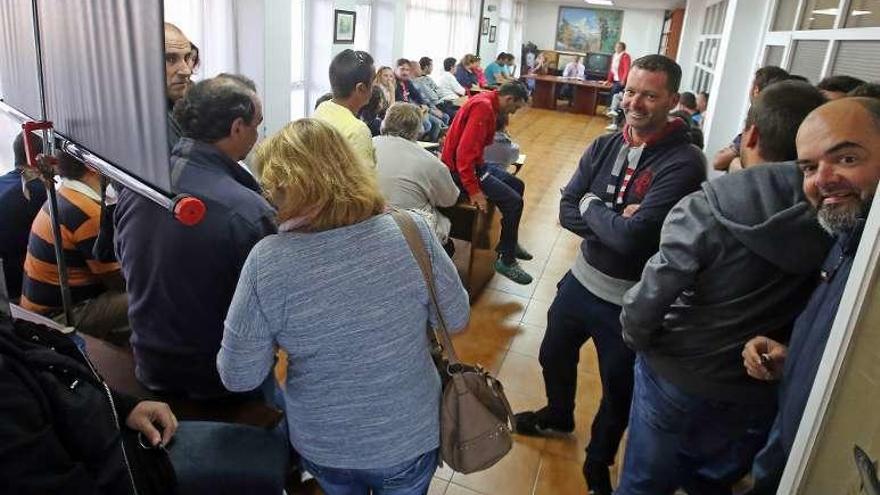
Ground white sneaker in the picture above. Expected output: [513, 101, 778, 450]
[605, 123, 618, 132]
[605, 109, 618, 117]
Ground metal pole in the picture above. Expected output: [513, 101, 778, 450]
[476, 0, 486, 57]
[30, 0, 74, 327]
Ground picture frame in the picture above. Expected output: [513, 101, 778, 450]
[555, 6, 623, 53]
[489, 25, 496, 43]
[334, 9, 356, 44]
[482, 17, 490, 35]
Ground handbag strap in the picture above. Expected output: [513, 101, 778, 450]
[390, 210, 460, 365]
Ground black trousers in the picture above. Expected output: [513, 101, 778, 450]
[539, 271, 635, 466]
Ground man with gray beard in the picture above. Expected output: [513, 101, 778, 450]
[744, 97, 880, 493]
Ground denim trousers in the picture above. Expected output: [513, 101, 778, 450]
[538, 271, 633, 466]
[616, 356, 776, 495]
[168, 421, 290, 494]
[301, 449, 439, 495]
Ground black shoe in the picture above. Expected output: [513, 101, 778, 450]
[513, 408, 574, 437]
[514, 244, 533, 261]
[583, 460, 612, 495]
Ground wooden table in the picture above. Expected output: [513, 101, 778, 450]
[523, 75, 611, 115]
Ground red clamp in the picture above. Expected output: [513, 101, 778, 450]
[21, 121, 54, 169]
[173, 195, 206, 226]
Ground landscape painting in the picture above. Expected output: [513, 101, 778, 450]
[555, 7, 623, 54]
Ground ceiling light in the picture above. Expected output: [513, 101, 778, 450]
[812, 8, 839, 15]
[585, 0, 614, 5]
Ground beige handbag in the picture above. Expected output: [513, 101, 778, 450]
[391, 210, 515, 474]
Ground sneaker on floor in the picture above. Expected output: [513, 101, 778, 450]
[494, 258, 533, 285]
[605, 109, 618, 117]
[583, 460, 613, 495]
[605, 123, 619, 132]
[514, 244, 533, 261]
[514, 408, 573, 437]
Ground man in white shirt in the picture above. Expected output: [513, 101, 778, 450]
[434, 57, 467, 102]
[562, 57, 586, 79]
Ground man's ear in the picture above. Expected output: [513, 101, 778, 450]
[229, 116, 246, 137]
[669, 93, 681, 109]
[743, 124, 759, 149]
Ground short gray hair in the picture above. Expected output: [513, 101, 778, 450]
[381, 103, 422, 141]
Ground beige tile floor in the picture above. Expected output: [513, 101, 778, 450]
[294, 106, 616, 494]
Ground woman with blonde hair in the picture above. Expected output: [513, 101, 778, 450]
[374, 65, 397, 111]
[218, 118, 470, 495]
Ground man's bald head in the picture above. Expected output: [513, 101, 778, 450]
[164, 23, 193, 103]
[797, 97, 880, 234]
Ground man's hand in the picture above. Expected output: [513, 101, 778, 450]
[470, 192, 488, 212]
[623, 203, 641, 218]
[742, 336, 787, 381]
[125, 401, 178, 447]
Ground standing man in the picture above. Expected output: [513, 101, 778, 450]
[604, 42, 631, 132]
[746, 97, 880, 493]
[314, 49, 377, 169]
[441, 82, 533, 284]
[615, 80, 829, 494]
[114, 75, 276, 399]
[514, 55, 706, 495]
[163, 23, 196, 152]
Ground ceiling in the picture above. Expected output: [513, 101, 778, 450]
[528, 0, 686, 9]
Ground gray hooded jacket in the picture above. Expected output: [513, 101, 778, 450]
[621, 162, 832, 403]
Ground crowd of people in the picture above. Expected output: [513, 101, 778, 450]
[0, 19, 878, 495]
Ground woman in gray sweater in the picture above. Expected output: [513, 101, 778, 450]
[217, 119, 470, 495]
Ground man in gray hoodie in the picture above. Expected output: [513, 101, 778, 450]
[615, 80, 831, 494]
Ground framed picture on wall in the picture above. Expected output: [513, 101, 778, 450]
[482, 17, 490, 35]
[555, 6, 623, 53]
[334, 9, 356, 44]
[489, 25, 497, 43]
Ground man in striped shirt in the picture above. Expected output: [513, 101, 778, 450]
[21, 152, 128, 339]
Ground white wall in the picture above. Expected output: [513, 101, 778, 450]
[522, 1, 665, 59]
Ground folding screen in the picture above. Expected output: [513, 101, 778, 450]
[35, 0, 170, 191]
[0, 0, 42, 120]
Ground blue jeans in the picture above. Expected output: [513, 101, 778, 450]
[168, 421, 290, 494]
[302, 449, 438, 495]
[616, 357, 776, 495]
[539, 272, 632, 465]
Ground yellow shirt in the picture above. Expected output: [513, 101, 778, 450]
[313, 100, 376, 169]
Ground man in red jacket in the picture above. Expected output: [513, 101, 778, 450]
[441, 82, 533, 284]
[605, 41, 632, 132]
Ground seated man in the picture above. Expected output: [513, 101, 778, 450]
[114, 74, 276, 399]
[0, 314, 288, 494]
[0, 132, 47, 300]
[418, 57, 459, 120]
[434, 56, 467, 104]
[482, 113, 520, 169]
[484, 53, 515, 88]
[411, 59, 453, 124]
[669, 91, 705, 149]
[314, 49, 376, 169]
[746, 97, 880, 493]
[374, 103, 460, 254]
[21, 151, 128, 340]
[441, 82, 533, 284]
[615, 80, 829, 494]
[395, 58, 444, 141]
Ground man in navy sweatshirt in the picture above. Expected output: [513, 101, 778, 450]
[514, 55, 706, 495]
[745, 97, 880, 493]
